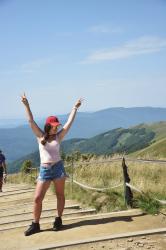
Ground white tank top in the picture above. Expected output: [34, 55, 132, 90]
[37, 135, 61, 164]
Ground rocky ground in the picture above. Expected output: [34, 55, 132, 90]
[60, 234, 166, 250]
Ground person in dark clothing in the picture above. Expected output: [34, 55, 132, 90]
[0, 150, 7, 192]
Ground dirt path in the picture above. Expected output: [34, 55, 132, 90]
[59, 234, 166, 250]
[0, 183, 165, 250]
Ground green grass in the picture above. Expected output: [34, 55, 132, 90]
[7, 155, 166, 215]
[130, 138, 166, 159]
[65, 182, 126, 212]
[7, 169, 38, 185]
[135, 194, 161, 215]
[64, 156, 166, 214]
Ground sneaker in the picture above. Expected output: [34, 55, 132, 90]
[24, 222, 40, 236]
[53, 217, 62, 231]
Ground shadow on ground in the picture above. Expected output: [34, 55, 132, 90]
[41, 213, 146, 233]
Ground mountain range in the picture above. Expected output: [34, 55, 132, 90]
[8, 121, 166, 173]
[1, 107, 166, 162]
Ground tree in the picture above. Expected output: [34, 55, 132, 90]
[21, 160, 32, 174]
[60, 150, 66, 161]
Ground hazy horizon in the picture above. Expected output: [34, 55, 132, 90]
[0, 105, 166, 121]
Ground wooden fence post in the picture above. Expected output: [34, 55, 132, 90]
[122, 157, 133, 208]
[71, 158, 74, 196]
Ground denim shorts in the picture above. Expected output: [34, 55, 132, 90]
[38, 160, 68, 181]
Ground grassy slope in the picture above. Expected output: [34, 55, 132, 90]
[130, 121, 166, 158]
[134, 121, 166, 140]
[8, 121, 166, 173]
[130, 137, 166, 158]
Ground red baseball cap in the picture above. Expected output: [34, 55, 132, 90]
[45, 116, 61, 127]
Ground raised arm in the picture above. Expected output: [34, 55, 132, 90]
[58, 98, 83, 142]
[21, 93, 43, 138]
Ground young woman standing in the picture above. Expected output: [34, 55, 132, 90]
[21, 93, 82, 236]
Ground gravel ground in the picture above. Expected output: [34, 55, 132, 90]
[60, 234, 166, 250]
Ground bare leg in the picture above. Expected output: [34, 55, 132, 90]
[33, 180, 51, 223]
[53, 178, 66, 217]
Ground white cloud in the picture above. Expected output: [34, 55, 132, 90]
[82, 36, 166, 63]
[88, 25, 122, 34]
[0, 58, 52, 75]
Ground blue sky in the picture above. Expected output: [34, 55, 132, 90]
[0, 0, 166, 118]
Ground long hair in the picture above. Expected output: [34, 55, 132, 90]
[41, 124, 52, 145]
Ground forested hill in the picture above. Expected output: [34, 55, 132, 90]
[8, 121, 166, 173]
[1, 107, 166, 162]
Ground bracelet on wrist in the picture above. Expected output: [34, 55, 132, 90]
[73, 106, 78, 110]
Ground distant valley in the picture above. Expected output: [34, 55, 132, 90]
[0, 107, 166, 162]
[8, 121, 166, 173]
